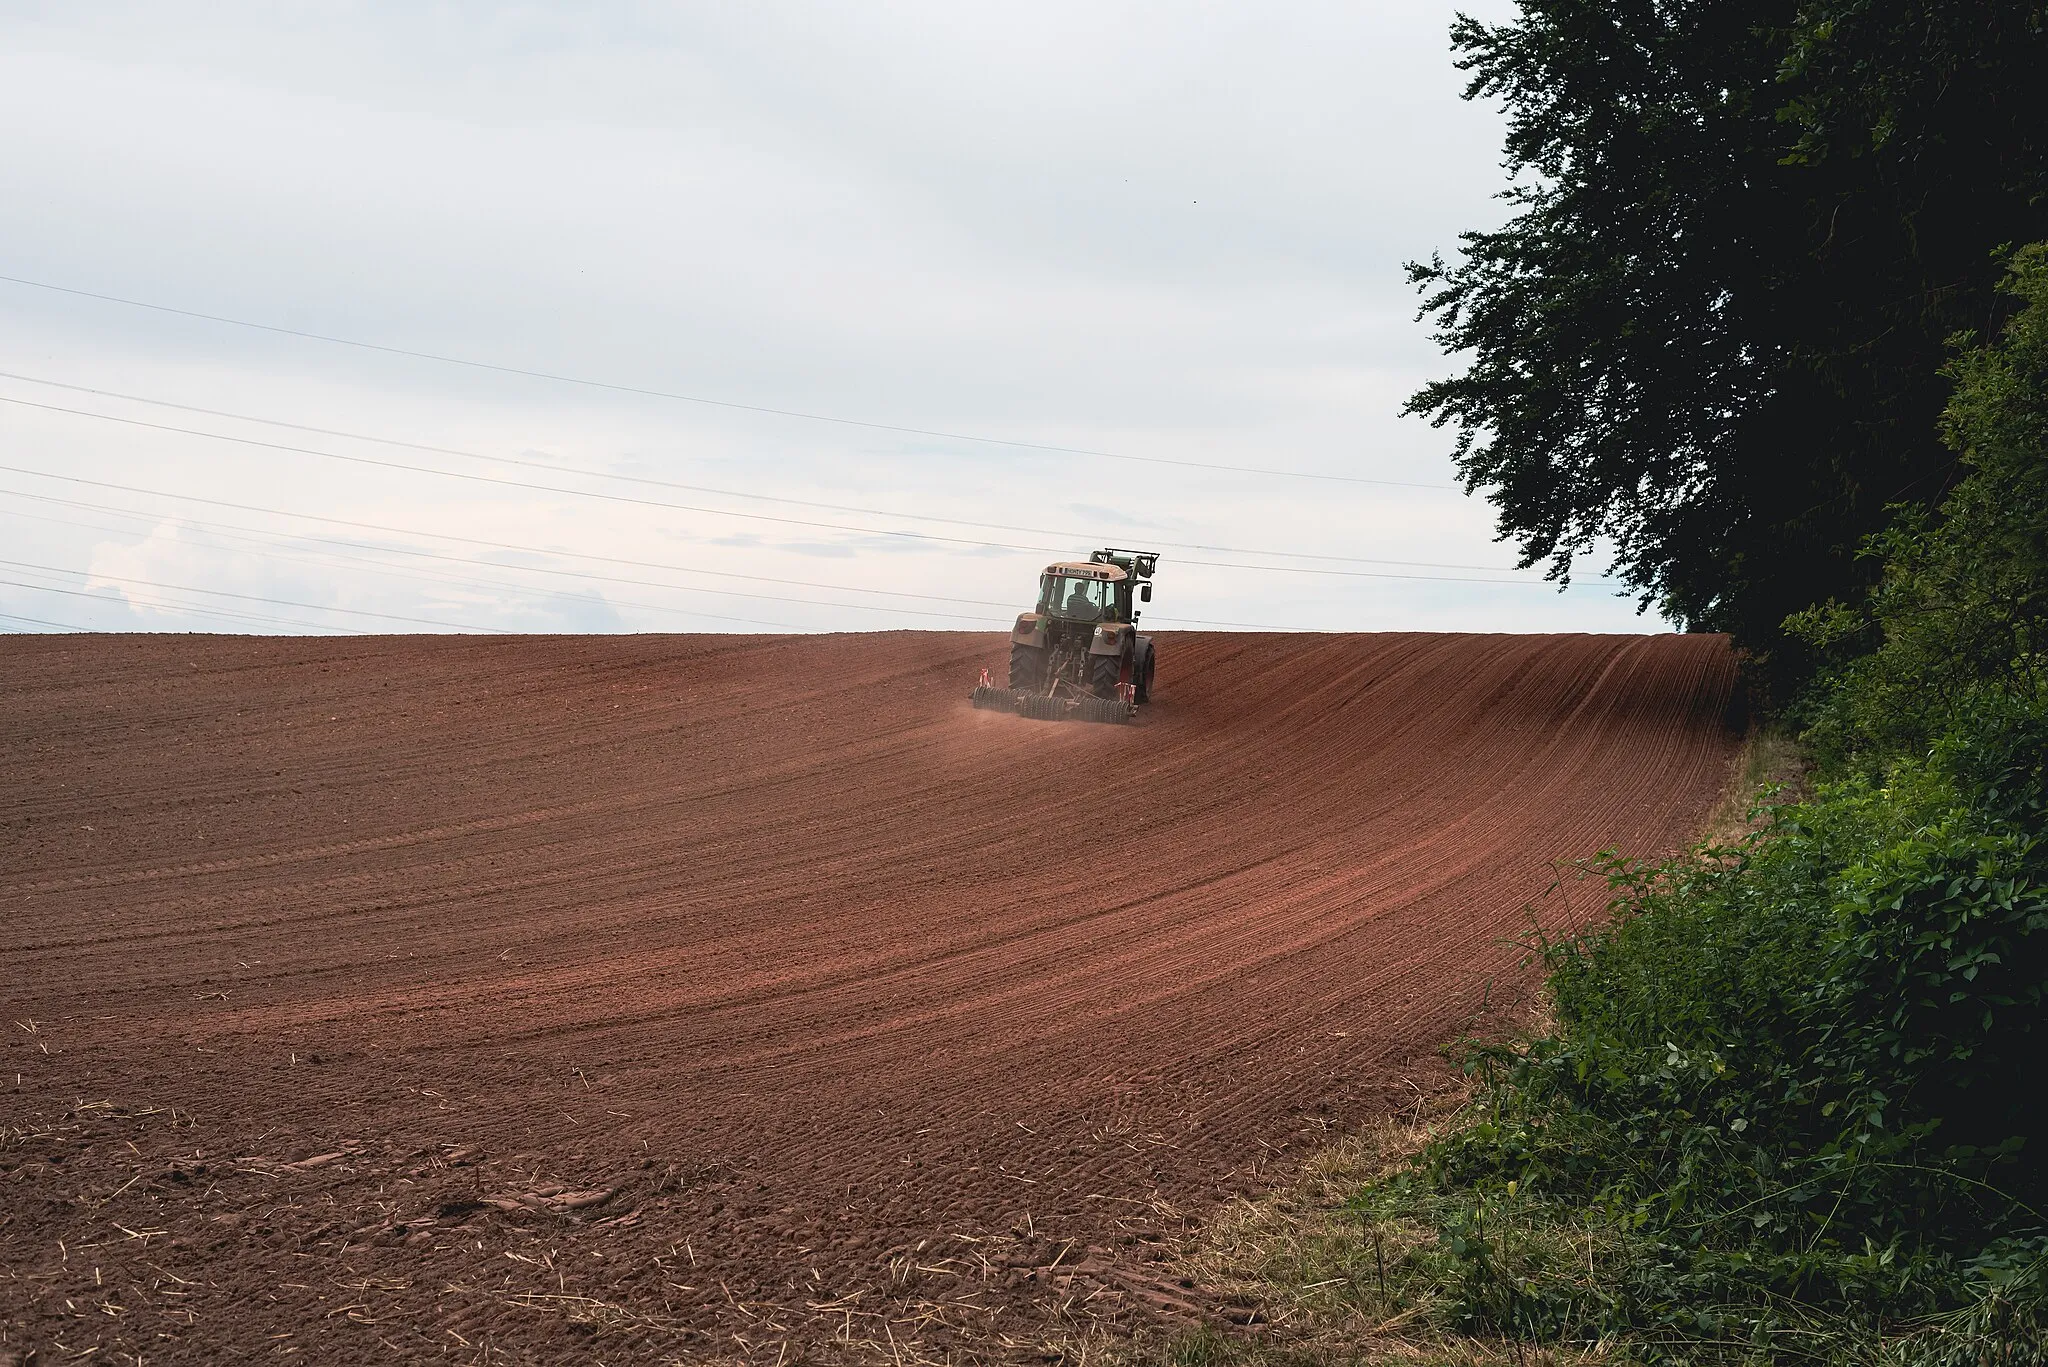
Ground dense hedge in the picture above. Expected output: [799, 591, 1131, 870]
[1418, 729, 2047, 1353]
[1374, 249, 2048, 1361]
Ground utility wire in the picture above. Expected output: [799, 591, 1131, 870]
[0, 370, 1512, 570]
[0, 558, 507, 633]
[0, 402, 1547, 584]
[0, 501, 1007, 627]
[0, 484, 1014, 610]
[0, 501, 1436, 634]
[0, 567, 1278, 635]
[0, 273, 1455, 490]
[0, 608, 98, 632]
[1146, 614, 1332, 630]
[0, 471, 1025, 605]
[0, 394, 1064, 558]
[0, 504, 797, 631]
[0, 495, 1324, 632]
[0, 575, 374, 634]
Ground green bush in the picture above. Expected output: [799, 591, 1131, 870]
[1420, 731, 2047, 1350]
[1344, 244, 2048, 1360]
[1793, 243, 2048, 772]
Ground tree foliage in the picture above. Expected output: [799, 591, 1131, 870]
[1406, 0, 2048, 688]
[1794, 243, 2048, 764]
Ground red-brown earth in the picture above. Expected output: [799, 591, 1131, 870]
[0, 631, 1741, 1364]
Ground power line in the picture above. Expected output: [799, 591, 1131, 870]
[0, 574, 373, 634]
[1, 498, 1519, 635]
[0, 485, 1015, 612]
[0, 503, 798, 631]
[0, 394, 1063, 556]
[0, 495, 1360, 633]
[0, 558, 508, 633]
[1147, 615, 1318, 630]
[0, 272, 1456, 490]
[0, 469, 1028, 604]
[0, 402, 1547, 585]
[0, 566, 1274, 635]
[0, 500, 1008, 627]
[0, 608, 98, 632]
[0, 370, 1511, 570]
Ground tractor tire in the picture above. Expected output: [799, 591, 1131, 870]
[1009, 643, 1045, 692]
[1088, 654, 1122, 700]
[1136, 646, 1155, 704]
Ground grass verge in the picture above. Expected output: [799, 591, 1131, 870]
[1698, 726, 1807, 846]
[1136, 1085, 1609, 1366]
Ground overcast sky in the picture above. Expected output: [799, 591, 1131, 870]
[0, 2, 1659, 638]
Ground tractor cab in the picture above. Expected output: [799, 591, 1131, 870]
[1035, 549, 1159, 625]
[1038, 562, 1127, 623]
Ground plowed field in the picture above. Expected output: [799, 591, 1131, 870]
[1, 631, 1739, 1363]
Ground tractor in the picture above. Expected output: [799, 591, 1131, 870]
[970, 549, 1158, 724]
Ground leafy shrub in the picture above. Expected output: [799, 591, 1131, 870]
[1350, 246, 2048, 1359]
[1793, 243, 2048, 772]
[1412, 731, 2043, 1354]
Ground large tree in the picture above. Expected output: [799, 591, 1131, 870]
[1407, 0, 2048, 690]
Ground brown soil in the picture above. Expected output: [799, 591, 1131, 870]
[0, 630, 1740, 1364]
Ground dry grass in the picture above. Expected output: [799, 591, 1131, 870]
[1700, 727, 1808, 847]
[1119, 1087, 1612, 1367]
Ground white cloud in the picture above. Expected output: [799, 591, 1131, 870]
[0, 1, 1662, 640]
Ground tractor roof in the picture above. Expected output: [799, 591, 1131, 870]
[1044, 560, 1127, 582]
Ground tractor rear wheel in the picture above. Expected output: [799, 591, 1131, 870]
[1088, 654, 1122, 699]
[1135, 646, 1155, 703]
[1009, 643, 1045, 692]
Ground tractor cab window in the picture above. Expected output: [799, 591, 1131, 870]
[1040, 574, 1117, 621]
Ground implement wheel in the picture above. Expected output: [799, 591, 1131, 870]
[970, 685, 1018, 712]
[1074, 696, 1130, 725]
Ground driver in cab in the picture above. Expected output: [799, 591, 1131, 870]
[1064, 580, 1098, 618]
